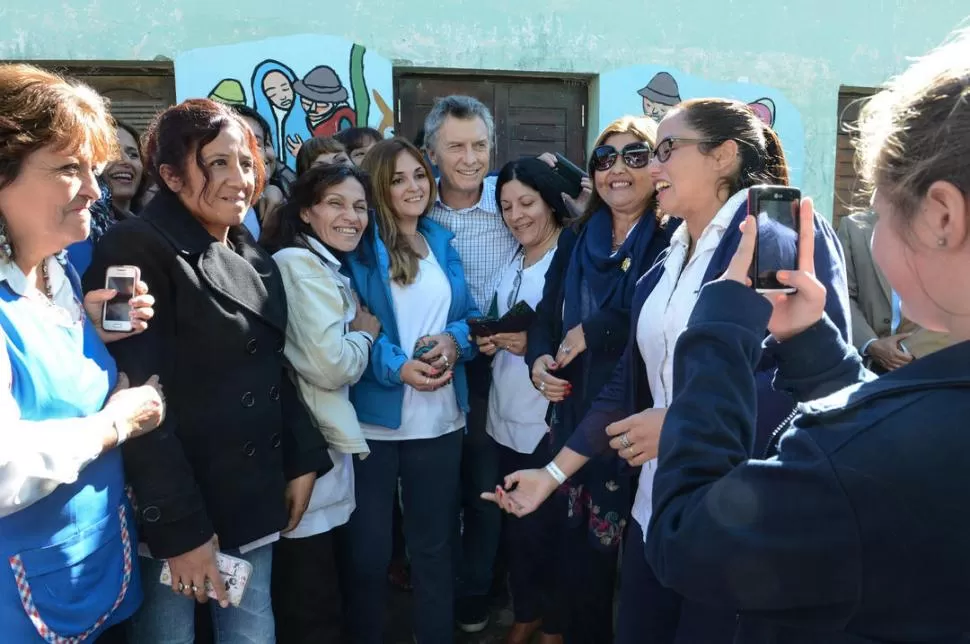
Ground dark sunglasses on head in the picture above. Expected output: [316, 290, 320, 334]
[590, 142, 653, 172]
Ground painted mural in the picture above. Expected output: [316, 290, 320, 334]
[600, 66, 804, 188]
[175, 34, 394, 172]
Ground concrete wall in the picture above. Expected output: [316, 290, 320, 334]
[3, 0, 967, 213]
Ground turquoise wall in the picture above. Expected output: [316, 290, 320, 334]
[3, 0, 967, 215]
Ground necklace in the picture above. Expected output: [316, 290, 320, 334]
[40, 258, 54, 301]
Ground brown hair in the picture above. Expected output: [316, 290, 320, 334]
[145, 98, 265, 203]
[361, 137, 438, 285]
[855, 27, 970, 223]
[579, 115, 658, 227]
[678, 98, 790, 198]
[0, 63, 117, 191]
[296, 137, 347, 177]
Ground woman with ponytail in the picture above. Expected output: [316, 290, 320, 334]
[487, 98, 850, 644]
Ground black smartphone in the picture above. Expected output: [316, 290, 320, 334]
[747, 185, 801, 293]
[468, 317, 499, 338]
[552, 153, 585, 198]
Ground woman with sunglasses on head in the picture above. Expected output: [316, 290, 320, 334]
[488, 116, 672, 643]
[488, 100, 849, 644]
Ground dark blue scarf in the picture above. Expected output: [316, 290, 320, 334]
[562, 206, 661, 331]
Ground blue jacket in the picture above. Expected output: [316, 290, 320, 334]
[566, 201, 850, 457]
[346, 218, 481, 429]
[647, 279, 970, 642]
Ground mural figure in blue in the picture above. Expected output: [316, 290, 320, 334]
[251, 60, 312, 172]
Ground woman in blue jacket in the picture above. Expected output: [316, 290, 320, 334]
[345, 137, 480, 644]
[648, 29, 970, 644]
[487, 98, 850, 644]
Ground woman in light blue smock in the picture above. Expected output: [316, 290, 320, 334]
[0, 63, 162, 643]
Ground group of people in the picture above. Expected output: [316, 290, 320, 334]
[3, 23, 970, 644]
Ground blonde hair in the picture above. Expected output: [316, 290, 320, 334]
[855, 26, 970, 220]
[0, 63, 117, 190]
[361, 137, 438, 285]
[580, 115, 658, 226]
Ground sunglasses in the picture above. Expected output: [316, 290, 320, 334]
[590, 142, 653, 172]
[652, 137, 722, 163]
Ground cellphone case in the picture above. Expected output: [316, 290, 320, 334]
[552, 153, 585, 198]
[159, 551, 253, 607]
[469, 301, 537, 337]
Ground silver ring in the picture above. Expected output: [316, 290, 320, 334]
[620, 434, 632, 450]
[177, 582, 186, 592]
[539, 382, 546, 392]
[425, 377, 431, 385]
[560, 344, 572, 354]
[190, 585, 199, 593]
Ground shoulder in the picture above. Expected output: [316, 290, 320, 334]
[95, 216, 170, 259]
[420, 217, 456, 245]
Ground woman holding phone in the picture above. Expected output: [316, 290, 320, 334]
[487, 99, 849, 644]
[649, 29, 970, 641]
[343, 137, 480, 644]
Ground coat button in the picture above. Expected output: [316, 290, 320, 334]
[142, 506, 162, 523]
[269, 385, 280, 401]
[270, 433, 281, 449]
[243, 441, 256, 457]
[246, 339, 258, 354]
[241, 392, 255, 408]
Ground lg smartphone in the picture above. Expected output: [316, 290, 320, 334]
[101, 265, 140, 332]
[159, 550, 252, 607]
[747, 185, 801, 294]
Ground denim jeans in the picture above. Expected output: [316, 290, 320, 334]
[342, 430, 463, 644]
[127, 543, 275, 644]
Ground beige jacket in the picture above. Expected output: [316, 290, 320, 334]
[273, 238, 372, 455]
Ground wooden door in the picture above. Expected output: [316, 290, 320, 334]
[395, 72, 589, 170]
[832, 86, 876, 228]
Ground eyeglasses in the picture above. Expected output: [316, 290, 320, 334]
[590, 142, 653, 172]
[653, 137, 722, 163]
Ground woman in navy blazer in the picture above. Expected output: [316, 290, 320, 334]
[343, 138, 480, 644]
[650, 30, 970, 641]
[487, 99, 849, 644]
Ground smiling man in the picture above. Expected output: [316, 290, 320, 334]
[424, 95, 518, 634]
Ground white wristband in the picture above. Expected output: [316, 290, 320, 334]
[544, 462, 567, 485]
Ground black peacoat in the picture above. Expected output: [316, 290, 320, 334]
[84, 191, 332, 559]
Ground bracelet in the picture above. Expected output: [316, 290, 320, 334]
[111, 417, 127, 447]
[544, 461, 567, 485]
[444, 331, 462, 362]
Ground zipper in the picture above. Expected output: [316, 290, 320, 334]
[763, 407, 798, 459]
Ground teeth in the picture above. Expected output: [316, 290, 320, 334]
[610, 181, 632, 188]
[656, 181, 671, 191]
[335, 227, 359, 235]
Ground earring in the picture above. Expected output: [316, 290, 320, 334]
[938, 237, 947, 247]
[0, 216, 12, 261]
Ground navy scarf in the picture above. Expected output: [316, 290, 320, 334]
[562, 206, 660, 331]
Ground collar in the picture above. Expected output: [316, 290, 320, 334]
[141, 190, 250, 254]
[670, 188, 750, 251]
[434, 175, 498, 214]
[303, 234, 342, 270]
[0, 255, 68, 298]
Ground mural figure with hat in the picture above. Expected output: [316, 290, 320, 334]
[638, 71, 682, 122]
[208, 78, 247, 106]
[294, 65, 357, 141]
[252, 59, 312, 171]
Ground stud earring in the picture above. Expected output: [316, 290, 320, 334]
[0, 216, 12, 261]
[938, 237, 947, 247]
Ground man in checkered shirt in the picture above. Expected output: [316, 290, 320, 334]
[424, 95, 518, 634]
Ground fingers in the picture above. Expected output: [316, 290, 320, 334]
[724, 215, 757, 283]
[133, 280, 149, 296]
[206, 560, 230, 607]
[796, 198, 817, 275]
[605, 418, 631, 437]
[626, 452, 653, 467]
[537, 152, 557, 168]
[84, 288, 118, 305]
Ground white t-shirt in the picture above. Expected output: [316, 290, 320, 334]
[360, 248, 464, 441]
[486, 247, 556, 453]
[632, 189, 748, 539]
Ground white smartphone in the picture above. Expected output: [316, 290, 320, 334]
[159, 551, 253, 607]
[101, 265, 140, 332]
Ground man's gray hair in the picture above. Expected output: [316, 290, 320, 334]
[423, 95, 495, 152]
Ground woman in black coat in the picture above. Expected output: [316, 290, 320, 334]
[85, 98, 331, 644]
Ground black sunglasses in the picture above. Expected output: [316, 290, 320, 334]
[590, 142, 653, 172]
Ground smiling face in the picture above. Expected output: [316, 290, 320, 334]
[389, 150, 431, 222]
[301, 177, 368, 253]
[499, 178, 558, 251]
[0, 145, 103, 258]
[159, 124, 256, 238]
[428, 115, 490, 196]
[262, 71, 294, 110]
[593, 131, 655, 215]
[313, 152, 351, 169]
[103, 126, 143, 205]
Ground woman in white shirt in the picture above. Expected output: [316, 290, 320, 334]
[265, 163, 381, 643]
[475, 157, 571, 644]
[344, 138, 480, 644]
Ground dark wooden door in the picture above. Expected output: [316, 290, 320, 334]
[394, 72, 588, 170]
[833, 86, 876, 228]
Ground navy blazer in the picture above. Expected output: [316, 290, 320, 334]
[566, 200, 850, 457]
[648, 279, 970, 642]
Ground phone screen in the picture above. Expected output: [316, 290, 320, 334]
[751, 188, 800, 291]
[104, 275, 135, 322]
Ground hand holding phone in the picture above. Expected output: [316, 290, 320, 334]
[102, 265, 140, 332]
[159, 550, 252, 607]
[747, 185, 801, 294]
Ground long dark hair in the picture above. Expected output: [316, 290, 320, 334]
[679, 98, 790, 197]
[495, 157, 572, 228]
[263, 163, 373, 257]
